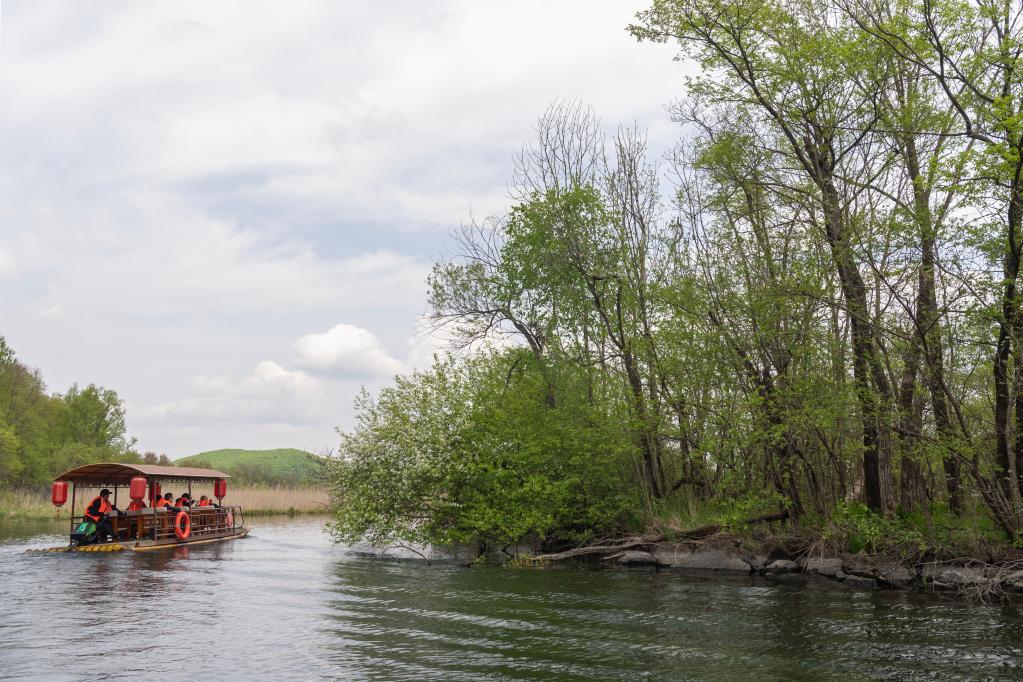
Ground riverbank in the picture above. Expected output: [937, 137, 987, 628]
[0, 486, 328, 520]
[582, 538, 1023, 599]
[526, 521, 1023, 601]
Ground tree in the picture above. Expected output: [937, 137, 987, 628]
[328, 350, 637, 551]
[60, 384, 127, 452]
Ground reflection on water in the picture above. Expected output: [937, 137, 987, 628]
[1, 517, 1022, 680]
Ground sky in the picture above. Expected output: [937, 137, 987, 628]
[0, 1, 685, 458]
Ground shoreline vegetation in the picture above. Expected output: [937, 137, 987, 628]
[0, 486, 328, 521]
[325, 0, 1023, 602]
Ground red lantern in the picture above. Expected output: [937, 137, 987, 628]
[129, 476, 147, 501]
[214, 479, 227, 499]
[148, 481, 162, 503]
[51, 481, 68, 507]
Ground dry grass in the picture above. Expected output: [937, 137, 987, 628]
[0, 489, 64, 521]
[228, 485, 328, 515]
[0, 485, 328, 520]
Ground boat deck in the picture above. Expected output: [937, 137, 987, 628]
[28, 526, 250, 553]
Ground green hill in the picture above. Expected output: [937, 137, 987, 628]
[176, 448, 326, 486]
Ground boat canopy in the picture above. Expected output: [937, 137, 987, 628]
[56, 462, 230, 485]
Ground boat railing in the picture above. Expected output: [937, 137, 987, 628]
[70, 505, 245, 543]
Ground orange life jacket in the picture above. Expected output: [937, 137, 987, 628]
[155, 498, 171, 508]
[198, 499, 211, 507]
[175, 497, 189, 507]
[84, 496, 111, 521]
[127, 500, 146, 511]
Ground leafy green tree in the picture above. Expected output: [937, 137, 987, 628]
[59, 384, 127, 451]
[328, 350, 638, 551]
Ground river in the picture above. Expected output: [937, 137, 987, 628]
[1, 516, 1021, 680]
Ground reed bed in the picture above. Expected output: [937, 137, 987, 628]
[227, 485, 328, 515]
[0, 485, 328, 521]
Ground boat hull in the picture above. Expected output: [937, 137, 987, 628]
[28, 526, 250, 553]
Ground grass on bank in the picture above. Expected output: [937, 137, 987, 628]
[0, 486, 328, 521]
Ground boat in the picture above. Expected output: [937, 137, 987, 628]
[41, 462, 250, 552]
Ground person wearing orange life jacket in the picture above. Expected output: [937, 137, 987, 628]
[155, 492, 180, 512]
[175, 493, 192, 507]
[197, 495, 218, 508]
[83, 488, 119, 542]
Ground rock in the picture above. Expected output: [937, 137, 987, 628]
[615, 550, 658, 566]
[876, 564, 915, 587]
[742, 554, 767, 572]
[1001, 570, 1023, 592]
[842, 557, 874, 577]
[843, 574, 877, 589]
[766, 559, 799, 573]
[801, 557, 844, 578]
[654, 547, 752, 574]
[921, 564, 987, 587]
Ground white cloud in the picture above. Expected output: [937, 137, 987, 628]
[406, 317, 454, 370]
[294, 324, 408, 378]
[0, 1, 687, 455]
[143, 360, 324, 426]
[0, 249, 13, 276]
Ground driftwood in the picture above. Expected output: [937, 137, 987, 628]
[535, 510, 789, 562]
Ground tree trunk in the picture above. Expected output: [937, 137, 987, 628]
[820, 176, 895, 513]
[896, 334, 927, 512]
[904, 136, 963, 514]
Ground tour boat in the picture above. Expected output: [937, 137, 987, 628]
[43, 462, 250, 552]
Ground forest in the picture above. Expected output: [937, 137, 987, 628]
[328, 0, 1023, 556]
[0, 336, 163, 489]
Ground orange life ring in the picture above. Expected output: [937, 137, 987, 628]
[175, 511, 191, 540]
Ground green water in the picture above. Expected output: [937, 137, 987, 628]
[1, 517, 1021, 680]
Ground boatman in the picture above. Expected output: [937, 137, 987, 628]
[83, 488, 119, 542]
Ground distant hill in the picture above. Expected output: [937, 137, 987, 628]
[176, 448, 326, 486]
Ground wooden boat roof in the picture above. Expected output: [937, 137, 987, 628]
[56, 462, 230, 484]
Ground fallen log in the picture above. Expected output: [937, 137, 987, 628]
[537, 535, 665, 562]
[535, 510, 788, 562]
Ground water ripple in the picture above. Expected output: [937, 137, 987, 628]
[1, 517, 1022, 680]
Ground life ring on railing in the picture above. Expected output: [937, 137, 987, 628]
[175, 511, 191, 540]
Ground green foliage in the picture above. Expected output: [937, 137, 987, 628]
[0, 336, 134, 488]
[176, 448, 325, 486]
[342, 0, 1023, 553]
[328, 350, 640, 551]
[719, 491, 789, 528]
[831, 503, 929, 556]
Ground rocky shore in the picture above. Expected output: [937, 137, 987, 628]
[605, 543, 1023, 597]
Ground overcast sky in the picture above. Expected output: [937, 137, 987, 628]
[0, 1, 685, 457]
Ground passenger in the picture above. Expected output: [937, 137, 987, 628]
[197, 495, 218, 508]
[175, 493, 192, 507]
[83, 488, 119, 542]
[155, 492, 179, 512]
[127, 498, 147, 511]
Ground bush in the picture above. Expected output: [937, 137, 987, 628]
[327, 350, 640, 551]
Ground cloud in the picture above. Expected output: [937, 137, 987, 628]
[0, 1, 687, 455]
[406, 317, 455, 370]
[38, 304, 63, 318]
[294, 324, 408, 378]
[0, 249, 13, 276]
[144, 360, 324, 426]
